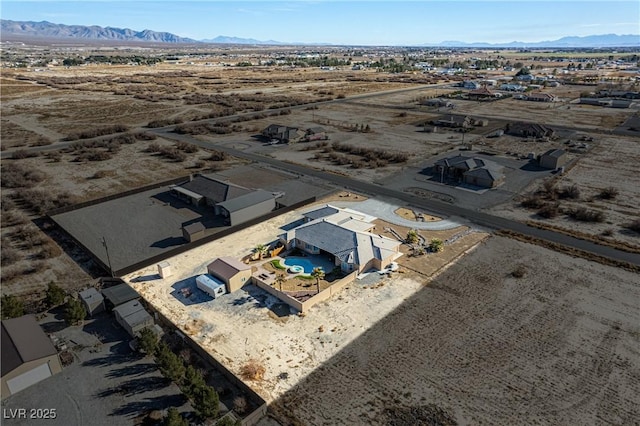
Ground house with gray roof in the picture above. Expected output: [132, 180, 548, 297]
[170, 174, 277, 227]
[279, 205, 401, 273]
[539, 149, 567, 169]
[434, 155, 505, 188]
[1, 315, 62, 398]
[262, 124, 305, 144]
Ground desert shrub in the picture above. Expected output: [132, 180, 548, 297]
[233, 396, 248, 414]
[146, 118, 183, 128]
[601, 228, 614, 237]
[567, 207, 605, 222]
[623, 219, 640, 234]
[19, 189, 78, 215]
[240, 360, 266, 381]
[194, 160, 206, 169]
[559, 184, 580, 200]
[1, 163, 47, 188]
[74, 149, 113, 162]
[521, 196, 546, 209]
[91, 170, 116, 179]
[599, 187, 619, 200]
[537, 204, 559, 219]
[207, 150, 228, 161]
[46, 151, 63, 162]
[175, 142, 199, 153]
[11, 149, 39, 159]
[1, 246, 21, 266]
[63, 124, 129, 141]
[1, 195, 15, 211]
[146, 142, 162, 153]
[36, 241, 62, 259]
[158, 147, 187, 162]
[511, 265, 527, 278]
[133, 132, 157, 141]
[541, 180, 557, 198]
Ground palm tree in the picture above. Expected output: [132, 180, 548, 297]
[253, 244, 268, 260]
[275, 273, 286, 292]
[311, 267, 325, 294]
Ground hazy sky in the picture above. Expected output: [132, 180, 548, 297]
[2, 1, 639, 45]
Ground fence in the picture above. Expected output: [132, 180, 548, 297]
[152, 309, 268, 426]
[252, 270, 357, 313]
[46, 175, 316, 277]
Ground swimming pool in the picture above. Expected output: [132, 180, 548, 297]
[282, 257, 318, 274]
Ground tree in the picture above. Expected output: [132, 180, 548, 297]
[63, 298, 86, 325]
[45, 282, 66, 307]
[156, 344, 185, 382]
[1, 294, 24, 319]
[516, 67, 530, 76]
[274, 273, 286, 292]
[253, 244, 268, 260]
[429, 238, 444, 253]
[406, 229, 419, 244]
[193, 385, 220, 420]
[311, 267, 325, 294]
[137, 327, 159, 355]
[216, 417, 242, 426]
[163, 408, 188, 426]
[182, 365, 206, 400]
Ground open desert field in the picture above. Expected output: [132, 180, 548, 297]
[271, 236, 640, 425]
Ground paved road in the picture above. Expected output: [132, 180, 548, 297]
[153, 129, 640, 267]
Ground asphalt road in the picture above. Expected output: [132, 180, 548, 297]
[154, 128, 640, 267]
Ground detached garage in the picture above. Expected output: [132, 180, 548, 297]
[1, 315, 62, 398]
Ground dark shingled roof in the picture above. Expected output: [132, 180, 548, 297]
[101, 283, 139, 307]
[179, 176, 251, 204]
[2, 315, 57, 376]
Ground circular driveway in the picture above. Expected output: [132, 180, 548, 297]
[331, 198, 463, 230]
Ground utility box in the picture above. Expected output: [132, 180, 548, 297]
[158, 261, 172, 278]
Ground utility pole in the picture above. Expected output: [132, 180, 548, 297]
[101, 236, 115, 278]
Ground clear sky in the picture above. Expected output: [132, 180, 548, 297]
[1, 1, 639, 45]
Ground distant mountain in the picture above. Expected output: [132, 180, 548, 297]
[201, 35, 286, 45]
[434, 34, 640, 48]
[0, 20, 197, 43]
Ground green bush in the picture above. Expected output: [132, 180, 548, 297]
[1, 294, 25, 319]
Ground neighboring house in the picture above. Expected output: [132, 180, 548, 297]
[526, 92, 557, 102]
[112, 300, 154, 337]
[170, 175, 277, 226]
[436, 114, 473, 128]
[500, 83, 525, 92]
[207, 256, 253, 293]
[79, 287, 105, 317]
[101, 283, 140, 310]
[262, 124, 305, 144]
[539, 149, 568, 169]
[279, 205, 401, 274]
[305, 127, 328, 141]
[422, 98, 453, 108]
[506, 122, 555, 139]
[468, 87, 498, 100]
[1, 315, 62, 398]
[516, 74, 535, 81]
[433, 155, 505, 188]
[462, 80, 481, 89]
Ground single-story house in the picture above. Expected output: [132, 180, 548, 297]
[305, 127, 328, 141]
[526, 92, 557, 102]
[207, 256, 253, 293]
[462, 80, 481, 89]
[433, 155, 505, 188]
[500, 83, 525, 92]
[262, 124, 305, 144]
[101, 283, 140, 310]
[112, 300, 154, 337]
[1, 315, 62, 398]
[79, 287, 105, 317]
[279, 205, 401, 274]
[170, 175, 277, 226]
[468, 87, 498, 100]
[422, 98, 454, 108]
[436, 115, 473, 129]
[506, 122, 555, 139]
[539, 149, 568, 169]
[195, 274, 227, 299]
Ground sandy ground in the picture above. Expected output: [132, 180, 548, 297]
[124, 200, 487, 403]
[491, 133, 640, 248]
[270, 236, 640, 425]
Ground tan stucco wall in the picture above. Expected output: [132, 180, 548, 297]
[227, 269, 253, 293]
[1, 355, 62, 398]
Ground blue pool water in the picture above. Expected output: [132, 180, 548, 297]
[282, 257, 317, 274]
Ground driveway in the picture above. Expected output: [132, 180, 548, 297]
[331, 198, 463, 230]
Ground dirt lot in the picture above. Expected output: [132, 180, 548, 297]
[491, 133, 640, 248]
[271, 236, 640, 425]
[123, 199, 487, 404]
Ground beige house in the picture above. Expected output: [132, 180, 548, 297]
[207, 257, 252, 293]
[1, 315, 62, 398]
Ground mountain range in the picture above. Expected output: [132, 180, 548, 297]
[1, 19, 639, 47]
